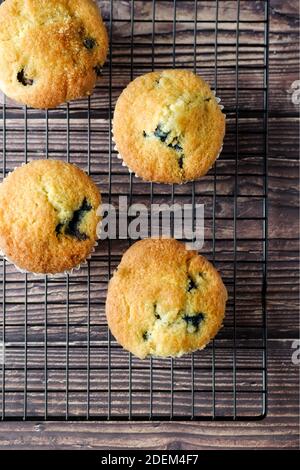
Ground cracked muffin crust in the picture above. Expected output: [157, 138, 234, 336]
[0, 160, 101, 274]
[113, 69, 225, 184]
[106, 238, 228, 359]
[0, 0, 108, 109]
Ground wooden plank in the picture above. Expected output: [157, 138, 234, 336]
[0, 340, 298, 449]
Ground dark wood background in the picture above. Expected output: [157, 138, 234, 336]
[0, 0, 299, 449]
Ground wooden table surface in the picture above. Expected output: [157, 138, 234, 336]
[0, 0, 299, 449]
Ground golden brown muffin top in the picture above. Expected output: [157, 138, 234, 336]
[0, 0, 108, 108]
[106, 238, 228, 359]
[0, 159, 101, 274]
[113, 70, 225, 184]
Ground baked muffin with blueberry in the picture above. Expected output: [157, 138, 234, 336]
[106, 238, 227, 359]
[0, 0, 108, 109]
[113, 69, 225, 184]
[0, 160, 101, 274]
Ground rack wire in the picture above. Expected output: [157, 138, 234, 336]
[0, 0, 269, 421]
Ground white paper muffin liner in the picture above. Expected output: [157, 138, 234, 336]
[112, 95, 225, 185]
[0, 239, 98, 278]
[0, 163, 102, 278]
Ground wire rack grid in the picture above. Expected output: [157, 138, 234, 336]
[0, 0, 269, 421]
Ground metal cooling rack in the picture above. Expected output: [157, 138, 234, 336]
[0, 0, 269, 421]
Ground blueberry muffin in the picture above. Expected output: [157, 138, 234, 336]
[0, 160, 101, 274]
[0, 0, 108, 109]
[113, 70, 225, 184]
[106, 238, 227, 359]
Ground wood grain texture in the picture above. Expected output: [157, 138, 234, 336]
[0, 341, 298, 449]
[0, 0, 299, 449]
